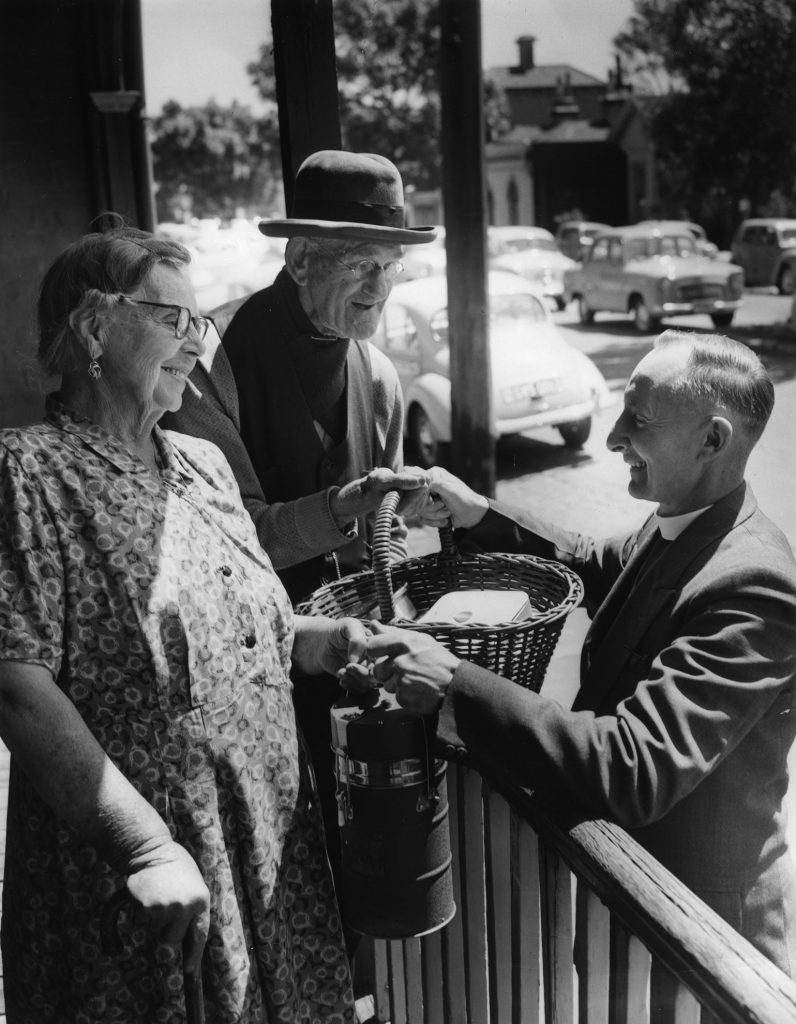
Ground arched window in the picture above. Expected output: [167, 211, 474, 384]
[507, 179, 519, 224]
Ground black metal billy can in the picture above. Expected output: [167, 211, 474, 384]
[330, 689, 456, 939]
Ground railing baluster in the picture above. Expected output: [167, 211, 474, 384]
[443, 763, 472, 1022]
[389, 939, 408, 1024]
[486, 785, 513, 1022]
[404, 938, 423, 1023]
[624, 933, 651, 1024]
[421, 927, 444, 1024]
[373, 938, 391, 1023]
[541, 845, 577, 1024]
[673, 982, 701, 1024]
[513, 812, 542, 1024]
[583, 889, 610, 1024]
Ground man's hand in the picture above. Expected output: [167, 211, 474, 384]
[363, 622, 461, 714]
[330, 468, 429, 526]
[425, 467, 490, 530]
[125, 839, 210, 974]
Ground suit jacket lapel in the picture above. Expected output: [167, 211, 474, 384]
[575, 518, 659, 708]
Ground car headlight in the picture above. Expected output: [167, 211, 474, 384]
[729, 272, 744, 298]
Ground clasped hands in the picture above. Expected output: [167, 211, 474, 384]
[330, 464, 489, 530]
[339, 622, 461, 715]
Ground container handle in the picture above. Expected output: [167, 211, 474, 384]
[372, 490, 458, 622]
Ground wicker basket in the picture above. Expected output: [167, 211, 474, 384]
[296, 491, 584, 692]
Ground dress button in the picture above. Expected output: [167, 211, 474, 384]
[219, 565, 232, 577]
[243, 634, 256, 648]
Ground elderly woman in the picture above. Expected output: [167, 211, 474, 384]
[0, 227, 423, 1022]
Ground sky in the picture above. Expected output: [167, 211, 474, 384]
[141, 0, 636, 114]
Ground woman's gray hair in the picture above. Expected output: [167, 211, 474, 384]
[38, 226, 192, 376]
[655, 329, 774, 440]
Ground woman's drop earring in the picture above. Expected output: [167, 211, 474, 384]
[88, 359, 102, 380]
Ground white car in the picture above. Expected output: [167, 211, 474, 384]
[488, 226, 578, 310]
[370, 271, 614, 468]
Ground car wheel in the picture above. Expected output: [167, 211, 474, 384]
[632, 298, 661, 333]
[558, 417, 592, 449]
[408, 404, 446, 469]
[710, 311, 735, 328]
[578, 296, 594, 325]
[777, 264, 796, 296]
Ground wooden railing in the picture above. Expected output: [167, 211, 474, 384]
[364, 764, 796, 1024]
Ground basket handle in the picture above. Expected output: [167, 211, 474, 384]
[372, 490, 457, 622]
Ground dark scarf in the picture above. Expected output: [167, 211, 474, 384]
[290, 333, 349, 442]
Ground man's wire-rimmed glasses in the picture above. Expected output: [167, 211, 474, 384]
[124, 299, 212, 341]
[326, 253, 405, 282]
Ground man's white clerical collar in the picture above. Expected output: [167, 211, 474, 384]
[653, 505, 712, 541]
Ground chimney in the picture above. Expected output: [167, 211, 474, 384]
[513, 35, 536, 73]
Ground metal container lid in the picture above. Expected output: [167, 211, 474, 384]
[331, 689, 430, 761]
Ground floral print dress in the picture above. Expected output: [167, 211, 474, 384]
[0, 398, 354, 1024]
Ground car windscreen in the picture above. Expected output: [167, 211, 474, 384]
[779, 228, 796, 244]
[429, 292, 547, 345]
[627, 235, 698, 259]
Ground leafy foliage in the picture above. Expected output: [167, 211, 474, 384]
[247, 0, 512, 192]
[151, 0, 513, 214]
[615, 0, 796, 240]
[150, 100, 282, 221]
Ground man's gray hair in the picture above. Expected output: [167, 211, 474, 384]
[655, 329, 774, 440]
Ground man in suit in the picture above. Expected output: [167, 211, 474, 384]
[361, 330, 796, 986]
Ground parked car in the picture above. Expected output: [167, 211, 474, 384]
[488, 226, 577, 310]
[636, 220, 719, 259]
[369, 270, 614, 468]
[730, 218, 796, 295]
[563, 224, 745, 333]
[555, 220, 612, 262]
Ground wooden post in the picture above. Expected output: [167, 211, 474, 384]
[439, 0, 495, 496]
[270, 0, 342, 213]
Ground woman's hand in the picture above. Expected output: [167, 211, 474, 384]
[292, 614, 370, 678]
[125, 839, 210, 973]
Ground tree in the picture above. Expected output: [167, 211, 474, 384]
[150, 100, 282, 221]
[614, 0, 796, 242]
[247, 0, 513, 193]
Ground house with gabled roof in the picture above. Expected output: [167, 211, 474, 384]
[481, 36, 658, 233]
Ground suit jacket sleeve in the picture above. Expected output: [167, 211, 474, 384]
[437, 549, 796, 829]
[462, 500, 638, 615]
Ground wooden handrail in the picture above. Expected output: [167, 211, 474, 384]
[505, 780, 796, 1024]
[367, 764, 796, 1024]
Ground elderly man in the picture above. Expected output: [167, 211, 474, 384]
[363, 331, 796, 989]
[166, 150, 436, 600]
[165, 150, 436, 952]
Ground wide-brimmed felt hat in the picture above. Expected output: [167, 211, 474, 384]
[258, 150, 438, 245]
